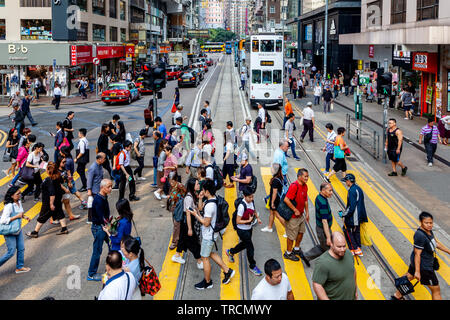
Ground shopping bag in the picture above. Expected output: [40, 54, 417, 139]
[360, 222, 373, 246]
[394, 276, 418, 296]
[171, 102, 177, 113]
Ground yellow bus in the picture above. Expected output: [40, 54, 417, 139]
[201, 42, 225, 53]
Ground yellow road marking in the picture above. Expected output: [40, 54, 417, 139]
[221, 183, 241, 300]
[260, 167, 314, 300]
[326, 171, 431, 299]
[0, 129, 7, 147]
[154, 235, 182, 300]
[300, 170, 385, 300]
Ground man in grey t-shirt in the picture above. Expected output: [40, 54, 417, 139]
[133, 129, 147, 181]
[285, 114, 300, 160]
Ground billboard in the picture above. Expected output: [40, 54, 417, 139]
[187, 29, 210, 39]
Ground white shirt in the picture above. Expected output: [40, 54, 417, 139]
[0, 202, 24, 225]
[98, 272, 136, 300]
[314, 86, 322, 96]
[202, 198, 218, 241]
[241, 124, 251, 142]
[173, 110, 182, 123]
[27, 151, 41, 173]
[54, 87, 62, 96]
[258, 108, 266, 124]
[119, 149, 131, 167]
[77, 137, 89, 154]
[441, 115, 450, 130]
[236, 199, 254, 231]
[205, 165, 214, 180]
[251, 273, 292, 300]
[303, 107, 314, 120]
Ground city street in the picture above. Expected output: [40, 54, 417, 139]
[0, 53, 449, 300]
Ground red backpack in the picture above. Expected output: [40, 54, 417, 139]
[115, 150, 126, 170]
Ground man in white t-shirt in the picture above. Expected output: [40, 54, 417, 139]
[256, 103, 267, 144]
[118, 140, 139, 202]
[188, 180, 235, 290]
[98, 251, 136, 300]
[300, 102, 315, 143]
[75, 128, 89, 192]
[251, 258, 294, 300]
[238, 117, 257, 160]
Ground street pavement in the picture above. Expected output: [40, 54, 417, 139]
[0, 54, 449, 300]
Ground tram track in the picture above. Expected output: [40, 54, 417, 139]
[270, 108, 409, 300]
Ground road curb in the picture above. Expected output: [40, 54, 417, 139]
[0, 99, 102, 108]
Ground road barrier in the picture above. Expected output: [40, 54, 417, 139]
[346, 114, 380, 159]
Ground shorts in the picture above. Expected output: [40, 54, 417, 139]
[404, 105, 412, 111]
[200, 238, 216, 258]
[37, 205, 65, 224]
[222, 163, 235, 180]
[407, 265, 439, 286]
[387, 150, 401, 162]
[333, 158, 347, 173]
[286, 214, 306, 241]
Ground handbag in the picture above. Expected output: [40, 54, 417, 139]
[276, 183, 298, 221]
[394, 276, 418, 296]
[171, 100, 177, 113]
[330, 102, 334, 111]
[139, 258, 161, 296]
[299, 116, 304, 127]
[3, 148, 11, 162]
[58, 137, 70, 150]
[0, 205, 21, 236]
[20, 165, 35, 181]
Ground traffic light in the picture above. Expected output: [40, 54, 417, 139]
[142, 63, 153, 90]
[376, 69, 392, 97]
[152, 65, 166, 92]
[376, 68, 384, 95]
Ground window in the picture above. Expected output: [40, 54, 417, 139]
[21, 19, 52, 40]
[120, 28, 127, 42]
[0, 19, 5, 40]
[252, 70, 261, 84]
[252, 40, 259, 52]
[262, 70, 272, 84]
[77, 22, 88, 41]
[20, 0, 51, 6]
[276, 40, 282, 52]
[417, 0, 439, 21]
[273, 70, 282, 84]
[260, 40, 274, 52]
[270, 6, 275, 14]
[75, 0, 88, 11]
[391, 0, 407, 24]
[110, 0, 117, 18]
[93, 24, 106, 41]
[110, 26, 118, 42]
[93, 0, 105, 16]
[0, 0, 5, 6]
[120, 1, 126, 20]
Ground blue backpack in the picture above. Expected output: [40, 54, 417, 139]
[172, 197, 185, 223]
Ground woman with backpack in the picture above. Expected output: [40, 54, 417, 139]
[172, 178, 203, 270]
[153, 140, 169, 201]
[0, 185, 32, 274]
[167, 171, 186, 250]
[222, 132, 236, 189]
[261, 163, 287, 233]
[103, 199, 133, 252]
[4, 128, 20, 177]
[121, 236, 145, 300]
[325, 127, 349, 182]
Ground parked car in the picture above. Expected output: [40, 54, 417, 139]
[101, 82, 140, 105]
[178, 72, 200, 88]
[166, 66, 183, 80]
[134, 77, 153, 94]
[191, 68, 204, 81]
[193, 62, 208, 73]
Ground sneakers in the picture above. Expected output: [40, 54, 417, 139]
[354, 248, 363, 257]
[226, 249, 235, 263]
[26, 231, 38, 238]
[15, 267, 31, 274]
[197, 262, 204, 270]
[294, 157, 301, 161]
[171, 255, 186, 264]
[388, 171, 398, 176]
[86, 274, 103, 281]
[112, 185, 119, 190]
[154, 191, 162, 200]
[404, 117, 409, 120]
[428, 162, 433, 167]
[79, 200, 88, 210]
[250, 266, 263, 276]
[283, 251, 299, 261]
[222, 268, 235, 284]
[161, 194, 168, 199]
[69, 215, 80, 221]
[137, 177, 147, 181]
[401, 166, 408, 176]
[129, 196, 140, 201]
[282, 233, 287, 238]
[86, 221, 92, 225]
[261, 226, 273, 233]
[78, 187, 87, 192]
[195, 279, 213, 290]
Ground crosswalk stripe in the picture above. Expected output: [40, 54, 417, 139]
[220, 184, 241, 300]
[327, 172, 432, 300]
[299, 170, 385, 300]
[260, 167, 314, 300]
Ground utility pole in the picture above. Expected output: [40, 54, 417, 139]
[324, 0, 328, 79]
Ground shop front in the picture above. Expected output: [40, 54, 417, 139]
[353, 45, 393, 71]
[68, 45, 93, 96]
[412, 52, 439, 117]
[0, 42, 71, 97]
[96, 45, 126, 77]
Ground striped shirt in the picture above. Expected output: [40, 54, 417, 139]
[315, 194, 332, 229]
[326, 131, 337, 154]
[420, 125, 439, 144]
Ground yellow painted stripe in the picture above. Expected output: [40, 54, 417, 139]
[153, 235, 182, 300]
[220, 184, 241, 300]
[327, 171, 431, 300]
[0, 129, 7, 147]
[260, 167, 314, 300]
[301, 171, 385, 300]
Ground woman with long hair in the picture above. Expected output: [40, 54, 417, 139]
[325, 127, 349, 181]
[172, 178, 203, 269]
[103, 199, 133, 251]
[121, 236, 145, 300]
[97, 123, 112, 177]
[167, 171, 186, 251]
[4, 128, 20, 177]
[26, 162, 69, 237]
[21, 142, 44, 202]
[261, 163, 286, 233]
[56, 156, 82, 221]
[153, 139, 168, 201]
[174, 87, 180, 107]
[0, 186, 32, 274]
[117, 121, 126, 145]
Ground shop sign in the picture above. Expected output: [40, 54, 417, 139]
[359, 74, 370, 85]
[426, 86, 433, 105]
[1, 43, 70, 66]
[96, 46, 124, 60]
[435, 82, 442, 108]
[369, 45, 375, 58]
[125, 44, 135, 57]
[159, 45, 171, 53]
[412, 52, 438, 73]
[392, 49, 411, 68]
[357, 60, 363, 70]
[71, 45, 93, 66]
[329, 19, 336, 35]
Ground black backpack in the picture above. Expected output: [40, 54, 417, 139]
[232, 198, 245, 230]
[206, 195, 230, 235]
[266, 112, 272, 124]
[248, 175, 257, 194]
[206, 164, 224, 190]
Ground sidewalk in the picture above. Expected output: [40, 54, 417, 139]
[0, 91, 101, 107]
[285, 83, 450, 162]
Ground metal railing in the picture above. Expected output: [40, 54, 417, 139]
[346, 114, 380, 159]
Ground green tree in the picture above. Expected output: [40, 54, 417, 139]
[208, 28, 237, 42]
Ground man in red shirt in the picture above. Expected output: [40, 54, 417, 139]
[283, 169, 310, 266]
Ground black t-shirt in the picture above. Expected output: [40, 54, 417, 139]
[41, 177, 56, 208]
[97, 133, 109, 155]
[62, 118, 74, 140]
[112, 142, 122, 157]
[269, 177, 283, 209]
[108, 121, 117, 136]
[410, 228, 436, 271]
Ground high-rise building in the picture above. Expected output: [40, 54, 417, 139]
[200, 0, 225, 29]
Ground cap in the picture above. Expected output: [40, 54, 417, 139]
[341, 173, 356, 183]
[241, 153, 248, 161]
[306, 102, 313, 106]
[245, 116, 251, 121]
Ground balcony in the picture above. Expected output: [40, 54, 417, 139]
[130, 0, 146, 10]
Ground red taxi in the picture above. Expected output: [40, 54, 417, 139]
[101, 82, 140, 105]
[166, 66, 183, 80]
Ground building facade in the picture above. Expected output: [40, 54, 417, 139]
[340, 0, 450, 116]
[200, 0, 225, 29]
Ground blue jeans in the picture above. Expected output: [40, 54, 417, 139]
[325, 152, 333, 172]
[54, 149, 60, 163]
[88, 224, 110, 277]
[24, 111, 37, 125]
[111, 169, 121, 187]
[287, 138, 299, 158]
[11, 168, 22, 185]
[0, 229, 25, 269]
[314, 96, 320, 105]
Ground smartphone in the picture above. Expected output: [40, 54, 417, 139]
[188, 207, 193, 212]
[49, 131, 55, 137]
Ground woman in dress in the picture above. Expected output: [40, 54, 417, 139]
[4, 128, 20, 177]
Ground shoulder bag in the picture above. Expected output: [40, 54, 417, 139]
[417, 229, 440, 271]
[3, 148, 11, 162]
[276, 183, 299, 221]
[21, 164, 35, 181]
[0, 204, 21, 236]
